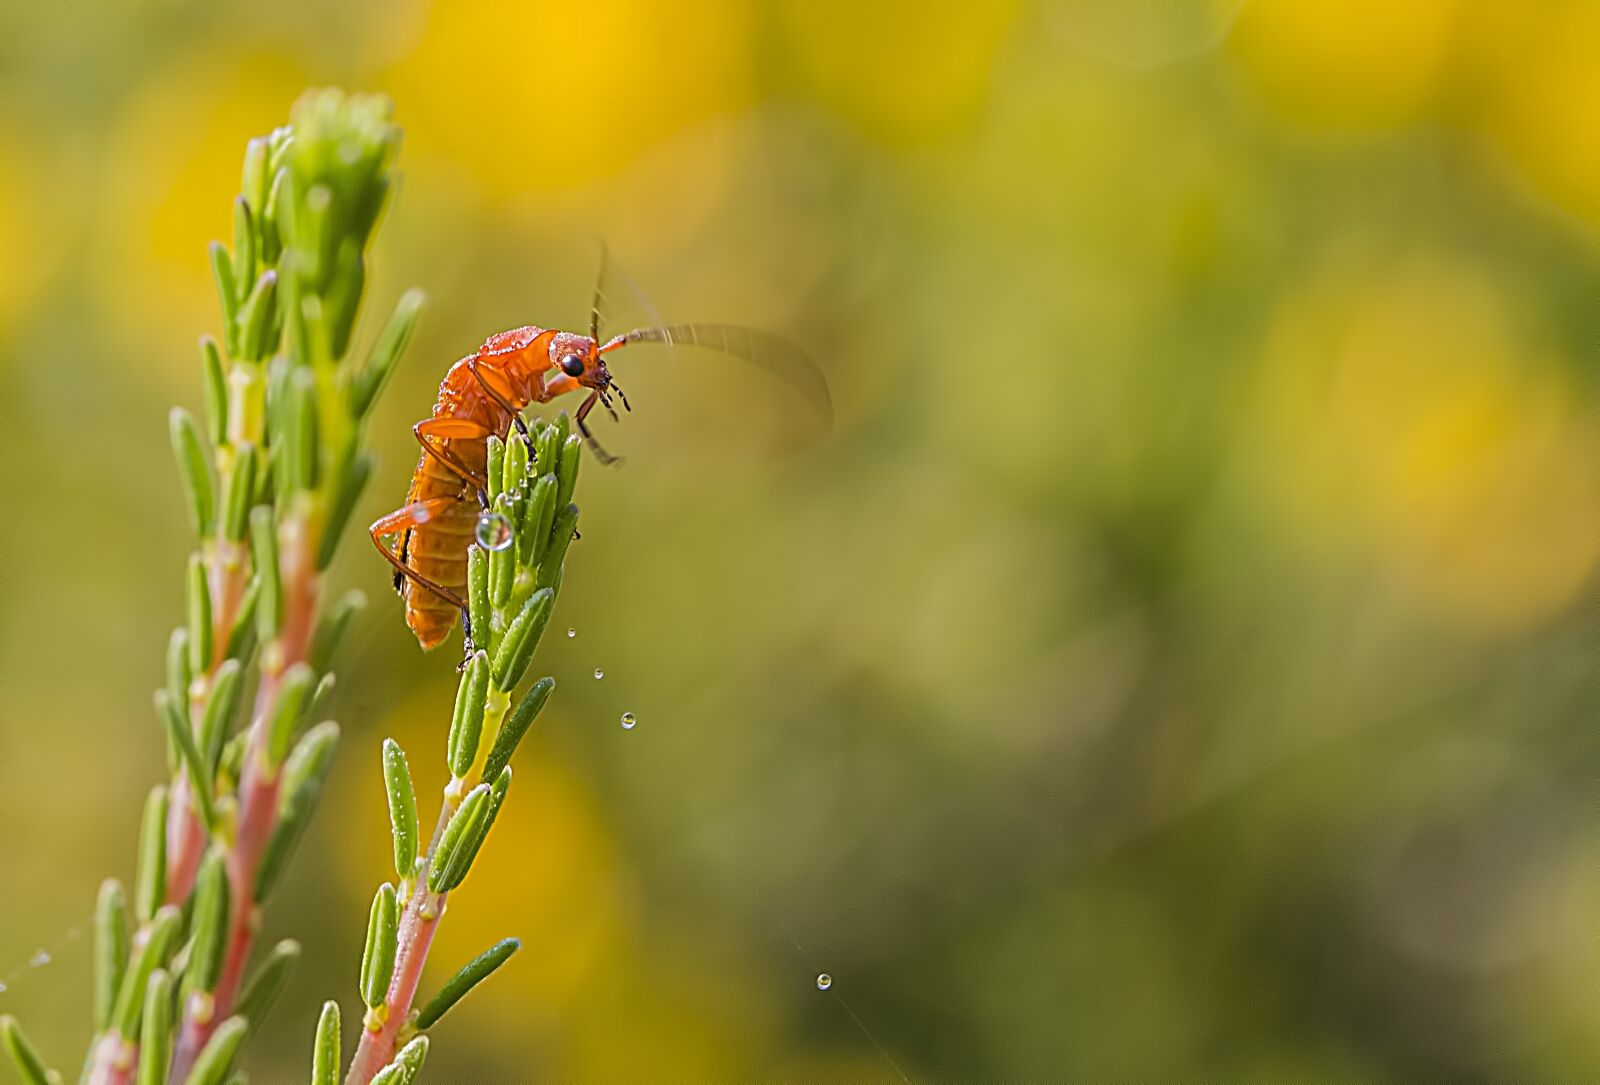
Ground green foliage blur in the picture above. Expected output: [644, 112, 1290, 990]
[1, 2, 1595, 1080]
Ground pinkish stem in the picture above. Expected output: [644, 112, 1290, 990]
[164, 539, 249, 907]
[167, 521, 319, 1083]
[163, 775, 206, 904]
[344, 803, 456, 1084]
[345, 886, 447, 1084]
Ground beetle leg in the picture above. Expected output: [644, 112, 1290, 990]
[575, 390, 624, 466]
[467, 358, 535, 459]
[369, 499, 470, 612]
[393, 527, 412, 593]
[414, 417, 491, 505]
[535, 373, 582, 402]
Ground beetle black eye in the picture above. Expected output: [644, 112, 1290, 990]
[559, 353, 585, 377]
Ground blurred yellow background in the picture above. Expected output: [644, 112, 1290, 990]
[2, 1, 1596, 1079]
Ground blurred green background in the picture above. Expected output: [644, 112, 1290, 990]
[2, 1, 1596, 1080]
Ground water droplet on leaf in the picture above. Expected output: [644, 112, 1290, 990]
[475, 511, 514, 551]
[29, 951, 50, 967]
[621, 712, 636, 729]
[815, 973, 832, 990]
[567, 628, 576, 638]
[593, 668, 604, 680]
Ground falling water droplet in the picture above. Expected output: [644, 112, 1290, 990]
[815, 973, 832, 990]
[475, 511, 514, 552]
[593, 668, 604, 680]
[567, 628, 577, 638]
[29, 951, 51, 968]
[620, 712, 636, 729]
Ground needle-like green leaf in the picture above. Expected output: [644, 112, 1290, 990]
[198, 658, 244, 772]
[233, 197, 256, 300]
[94, 879, 129, 1032]
[383, 739, 419, 881]
[218, 447, 255, 546]
[170, 408, 214, 540]
[310, 589, 365, 674]
[481, 676, 553, 784]
[414, 937, 520, 1030]
[183, 849, 230, 999]
[234, 939, 299, 1030]
[266, 662, 317, 766]
[490, 588, 553, 692]
[199, 335, 227, 446]
[187, 552, 213, 674]
[485, 434, 505, 502]
[317, 450, 374, 570]
[311, 1001, 341, 1085]
[0, 1015, 52, 1085]
[537, 505, 579, 591]
[351, 288, 424, 419]
[134, 969, 173, 1085]
[518, 473, 555, 567]
[250, 504, 281, 641]
[359, 883, 398, 1009]
[134, 785, 169, 924]
[555, 433, 581, 513]
[447, 651, 490, 779]
[503, 425, 529, 495]
[210, 242, 238, 354]
[456, 767, 511, 875]
[111, 905, 181, 1039]
[222, 576, 259, 663]
[237, 270, 280, 363]
[369, 1034, 428, 1085]
[255, 722, 339, 902]
[156, 689, 216, 832]
[428, 783, 491, 894]
[467, 547, 490, 651]
[489, 493, 517, 609]
[182, 1014, 247, 1085]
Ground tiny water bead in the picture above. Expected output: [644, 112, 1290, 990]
[29, 950, 50, 968]
[593, 667, 604, 680]
[567, 627, 576, 638]
[474, 510, 514, 551]
[815, 973, 832, 990]
[620, 712, 636, 729]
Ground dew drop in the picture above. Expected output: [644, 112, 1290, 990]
[567, 628, 576, 638]
[475, 511, 514, 552]
[0, 981, 7, 993]
[815, 973, 832, 990]
[29, 950, 50, 968]
[593, 668, 604, 680]
[620, 712, 636, 729]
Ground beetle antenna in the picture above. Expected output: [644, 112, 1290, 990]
[590, 241, 609, 343]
